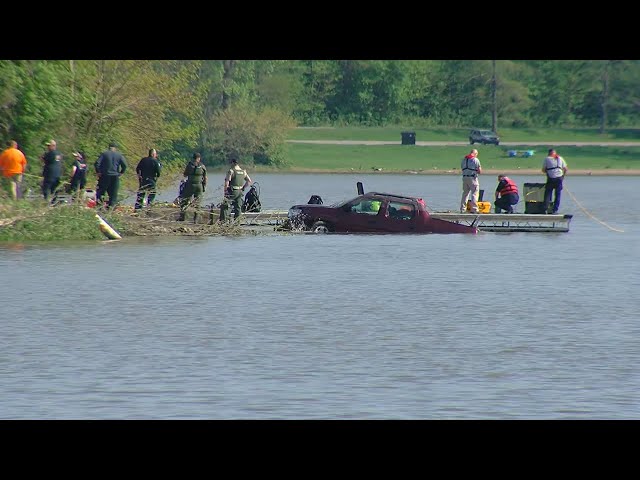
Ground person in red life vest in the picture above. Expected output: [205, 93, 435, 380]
[494, 174, 519, 214]
[460, 148, 482, 213]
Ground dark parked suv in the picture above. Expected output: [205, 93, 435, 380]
[469, 129, 500, 145]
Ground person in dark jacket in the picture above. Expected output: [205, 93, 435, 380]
[41, 139, 63, 200]
[66, 151, 88, 196]
[95, 142, 127, 209]
[494, 174, 519, 214]
[178, 152, 207, 222]
[134, 148, 162, 210]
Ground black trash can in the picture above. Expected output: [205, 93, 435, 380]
[401, 131, 416, 145]
[523, 182, 547, 214]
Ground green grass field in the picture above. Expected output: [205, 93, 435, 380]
[287, 126, 640, 143]
[282, 143, 640, 172]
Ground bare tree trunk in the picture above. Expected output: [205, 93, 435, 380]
[222, 60, 236, 110]
[599, 60, 610, 134]
[70, 60, 75, 98]
[491, 60, 498, 133]
[67, 60, 77, 145]
[84, 60, 105, 137]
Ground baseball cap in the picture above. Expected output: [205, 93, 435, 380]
[45, 139, 56, 146]
[72, 151, 83, 158]
[108, 142, 118, 148]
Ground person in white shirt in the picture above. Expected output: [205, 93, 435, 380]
[460, 149, 482, 213]
[541, 148, 568, 214]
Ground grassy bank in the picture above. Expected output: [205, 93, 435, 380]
[280, 143, 640, 173]
[288, 126, 640, 143]
[0, 200, 246, 243]
[0, 201, 107, 242]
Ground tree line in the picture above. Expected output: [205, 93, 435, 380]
[1, 60, 638, 170]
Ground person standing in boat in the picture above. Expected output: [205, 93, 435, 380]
[460, 148, 482, 213]
[219, 154, 252, 222]
[541, 148, 567, 214]
[494, 174, 519, 214]
[178, 152, 207, 222]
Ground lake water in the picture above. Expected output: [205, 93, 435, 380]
[1, 173, 639, 419]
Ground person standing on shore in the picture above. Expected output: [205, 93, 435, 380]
[66, 151, 88, 196]
[0, 140, 27, 200]
[134, 148, 162, 210]
[41, 139, 63, 201]
[541, 148, 568, 214]
[219, 155, 252, 222]
[95, 142, 127, 209]
[178, 152, 207, 222]
[460, 148, 482, 213]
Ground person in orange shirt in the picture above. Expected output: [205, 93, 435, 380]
[0, 140, 28, 200]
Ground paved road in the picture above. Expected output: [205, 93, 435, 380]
[287, 140, 640, 147]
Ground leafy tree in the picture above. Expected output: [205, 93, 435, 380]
[0, 61, 23, 141]
[591, 60, 640, 129]
[401, 60, 451, 125]
[70, 60, 204, 163]
[0, 60, 74, 160]
[206, 105, 295, 167]
[492, 60, 534, 128]
[293, 60, 341, 125]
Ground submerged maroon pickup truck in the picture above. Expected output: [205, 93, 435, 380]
[287, 190, 478, 234]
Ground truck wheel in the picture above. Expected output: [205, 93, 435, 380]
[311, 221, 330, 233]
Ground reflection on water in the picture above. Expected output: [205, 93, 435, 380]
[1, 175, 639, 419]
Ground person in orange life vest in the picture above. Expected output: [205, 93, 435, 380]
[0, 140, 28, 200]
[542, 148, 568, 214]
[494, 174, 519, 214]
[460, 148, 482, 213]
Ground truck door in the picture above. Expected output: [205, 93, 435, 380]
[380, 200, 417, 232]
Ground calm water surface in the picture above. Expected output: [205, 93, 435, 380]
[1, 173, 639, 419]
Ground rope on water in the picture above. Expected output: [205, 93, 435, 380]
[565, 186, 624, 233]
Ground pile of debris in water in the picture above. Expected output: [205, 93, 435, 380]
[104, 203, 247, 237]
